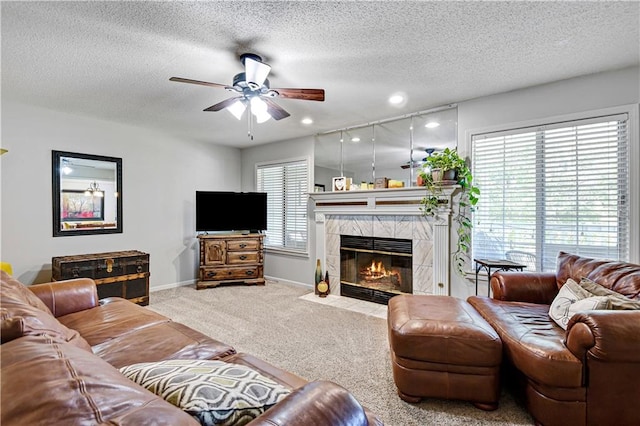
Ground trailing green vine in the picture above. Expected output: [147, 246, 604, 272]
[418, 148, 480, 276]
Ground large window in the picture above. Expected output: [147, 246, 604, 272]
[256, 158, 309, 254]
[472, 113, 629, 271]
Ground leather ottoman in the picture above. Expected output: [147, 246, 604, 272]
[387, 294, 502, 410]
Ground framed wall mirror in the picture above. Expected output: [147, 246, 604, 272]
[52, 150, 122, 237]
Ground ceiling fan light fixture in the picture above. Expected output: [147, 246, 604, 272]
[425, 121, 440, 128]
[244, 56, 271, 90]
[250, 97, 271, 123]
[227, 99, 247, 120]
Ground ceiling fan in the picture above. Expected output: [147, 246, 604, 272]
[170, 53, 325, 125]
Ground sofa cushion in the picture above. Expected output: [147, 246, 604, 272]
[93, 321, 236, 369]
[0, 271, 53, 314]
[556, 251, 640, 300]
[579, 277, 640, 310]
[57, 297, 170, 346]
[549, 279, 609, 330]
[468, 296, 583, 388]
[120, 359, 291, 426]
[1, 335, 199, 426]
[0, 272, 92, 349]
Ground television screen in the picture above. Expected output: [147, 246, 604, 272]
[196, 191, 267, 232]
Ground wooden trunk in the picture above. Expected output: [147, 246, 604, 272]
[52, 250, 150, 305]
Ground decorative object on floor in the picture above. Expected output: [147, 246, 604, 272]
[317, 274, 330, 298]
[314, 259, 323, 295]
[170, 53, 324, 140]
[120, 359, 291, 426]
[418, 148, 480, 276]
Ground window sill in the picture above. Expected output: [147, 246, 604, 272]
[265, 247, 309, 258]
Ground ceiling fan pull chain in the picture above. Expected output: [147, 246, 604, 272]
[247, 103, 254, 140]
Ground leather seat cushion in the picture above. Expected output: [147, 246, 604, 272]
[388, 295, 501, 366]
[57, 298, 170, 346]
[468, 296, 582, 388]
[1, 335, 198, 426]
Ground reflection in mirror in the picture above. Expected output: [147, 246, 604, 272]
[52, 150, 122, 236]
[314, 105, 457, 190]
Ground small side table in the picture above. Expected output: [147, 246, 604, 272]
[474, 258, 526, 297]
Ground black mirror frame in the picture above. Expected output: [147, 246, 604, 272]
[52, 150, 123, 237]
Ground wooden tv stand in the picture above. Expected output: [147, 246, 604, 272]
[197, 233, 265, 289]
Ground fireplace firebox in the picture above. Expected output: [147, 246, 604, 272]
[340, 235, 412, 305]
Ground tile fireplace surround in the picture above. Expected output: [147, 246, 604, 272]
[309, 186, 458, 298]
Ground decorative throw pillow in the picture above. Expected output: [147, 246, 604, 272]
[549, 278, 609, 330]
[579, 277, 640, 310]
[120, 359, 291, 426]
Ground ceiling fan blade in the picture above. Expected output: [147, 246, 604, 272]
[244, 56, 271, 89]
[262, 98, 291, 121]
[203, 96, 244, 112]
[272, 88, 325, 101]
[169, 77, 228, 89]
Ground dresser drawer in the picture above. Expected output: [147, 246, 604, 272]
[227, 239, 260, 251]
[227, 251, 260, 264]
[200, 266, 261, 281]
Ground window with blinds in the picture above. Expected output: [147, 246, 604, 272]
[256, 159, 309, 253]
[472, 114, 629, 272]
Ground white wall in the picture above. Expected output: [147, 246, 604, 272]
[1, 101, 242, 287]
[240, 136, 315, 287]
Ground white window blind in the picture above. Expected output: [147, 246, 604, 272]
[256, 159, 309, 253]
[472, 114, 629, 271]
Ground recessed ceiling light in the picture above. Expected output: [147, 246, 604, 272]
[389, 94, 404, 105]
[425, 121, 440, 129]
[301, 117, 313, 125]
[351, 137, 361, 142]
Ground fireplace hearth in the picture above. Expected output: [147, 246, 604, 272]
[340, 235, 412, 305]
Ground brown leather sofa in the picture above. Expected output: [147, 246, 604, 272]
[468, 252, 640, 426]
[1, 271, 382, 425]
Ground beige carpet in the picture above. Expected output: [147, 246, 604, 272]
[148, 281, 534, 426]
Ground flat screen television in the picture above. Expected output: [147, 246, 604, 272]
[196, 191, 267, 232]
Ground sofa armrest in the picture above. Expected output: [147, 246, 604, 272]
[28, 279, 99, 317]
[565, 310, 640, 362]
[247, 380, 375, 426]
[490, 271, 558, 304]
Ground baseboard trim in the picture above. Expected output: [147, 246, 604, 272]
[264, 275, 312, 289]
[150, 277, 311, 292]
[150, 279, 196, 292]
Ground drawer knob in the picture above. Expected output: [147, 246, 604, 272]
[239, 243, 247, 248]
[239, 255, 247, 260]
[206, 271, 217, 278]
[72, 267, 80, 278]
[106, 259, 114, 273]
[245, 270, 254, 276]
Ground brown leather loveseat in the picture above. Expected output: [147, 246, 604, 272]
[468, 252, 640, 426]
[1, 271, 382, 425]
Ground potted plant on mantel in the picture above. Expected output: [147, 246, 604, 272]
[417, 148, 480, 276]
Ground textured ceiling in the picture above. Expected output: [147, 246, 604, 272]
[2, 1, 639, 148]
